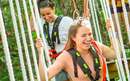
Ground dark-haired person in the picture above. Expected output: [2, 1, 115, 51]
[36, 18, 116, 81]
[33, 0, 73, 81]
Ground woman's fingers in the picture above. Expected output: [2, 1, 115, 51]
[106, 19, 112, 31]
[36, 38, 44, 48]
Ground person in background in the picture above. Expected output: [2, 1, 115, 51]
[34, 0, 73, 81]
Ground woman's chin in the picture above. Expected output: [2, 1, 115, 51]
[82, 46, 90, 50]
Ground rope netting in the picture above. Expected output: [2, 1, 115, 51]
[0, 0, 130, 81]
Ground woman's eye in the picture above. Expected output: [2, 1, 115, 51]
[81, 33, 86, 37]
[88, 32, 92, 36]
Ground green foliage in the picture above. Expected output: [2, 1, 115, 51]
[0, 0, 130, 81]
[0, 0, 35, 80]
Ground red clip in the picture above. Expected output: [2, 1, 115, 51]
[49, 49, 59, 59]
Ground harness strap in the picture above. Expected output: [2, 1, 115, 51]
[91, 40, 107, 81]
[43, 16, 63, 49]
[51, 16, 63, 45]
[67, 46, 101, 81]
[68, 48, 78, 77]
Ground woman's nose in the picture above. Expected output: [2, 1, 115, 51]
[86, 36, 91, 42]
[43, 15, 50, 20]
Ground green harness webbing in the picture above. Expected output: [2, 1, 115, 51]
[67, 46, 101, 81]
[43, 16, 63, 49]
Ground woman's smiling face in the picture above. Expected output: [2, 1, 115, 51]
[73, 26, 93, 50]
[40, 7, 55, 23]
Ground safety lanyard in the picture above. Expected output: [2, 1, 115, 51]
[68, 46, 101, 81]
[43, 16, 62, 49]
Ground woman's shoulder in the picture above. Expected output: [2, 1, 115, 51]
[56, 50, 72, 60]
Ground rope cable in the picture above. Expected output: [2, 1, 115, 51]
[105, 0, 127, 80]
[0, 7, 15, 81]
[22, 0, 41, 80]
[112, 0, 130, 80]
[120, 0, 130, 42]
[31, 0, 54, 80]
[13, 0, 35, 81]
[15, 0, 40, 81]
[72, 0, 80, 19]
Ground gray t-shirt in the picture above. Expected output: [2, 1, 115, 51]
[41, 16, 73, 52]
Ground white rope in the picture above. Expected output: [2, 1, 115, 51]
[30, 0, 51, 81]
[28, 0, 49, 81]
[101, 1, 125, 80]
[105, 0, 127, 80]
[7, 0, 29, 81]
[0, 8, 15, 81]
[92, 0, 103, 42]
[101, 0, 126, 80]
[128, 0, 130, 10]
[88, 0, 101, 42]
[115, 60, 123, 81]
[112, 0, 130, 80]
[21, 0, 41, 81]
[99, 0, 107, 18]
[32, 0, 52, 67]
[14, 0, 36, 81]
[121, 0, 130, 42]
[94, 0, 111, 80]
[8, 0, 35, 81]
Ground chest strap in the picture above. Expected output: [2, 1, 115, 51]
[67, 46, 101, 81]
[43, 16, 63, 49]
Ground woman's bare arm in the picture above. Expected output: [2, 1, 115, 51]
[38, 53, 66, 80]
[99, 43, 116, 60]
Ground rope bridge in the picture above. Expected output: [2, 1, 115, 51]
[0, 0, 130, 81]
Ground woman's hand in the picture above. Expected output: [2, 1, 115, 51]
[35, 38, 44, 54]
[106, 19, 112, 31]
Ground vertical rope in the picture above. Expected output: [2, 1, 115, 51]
[89, 0, 102, 42]
[8, 0, 35, 81]
[7, 0, 29, 80]
[92, 0, 111, 80]
[128, 0, 130, 9]
[32, 0, 52, 66]
[21, 0, 41, 80]
[120, 0, 130, 42]
[115, 60, 123, 81]
[99, 1, 119, 80]
[105, 0, 127, 80]
[89, 0, 99, 41]
[31, 0, 53, 81]
[28, 0, 49, 81]
[0, 7, 15, 81]
[92, 0, 102, 42]
[112, 0, 130, 80]
[83, 0, 90, 19]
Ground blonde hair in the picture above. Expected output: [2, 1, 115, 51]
[64, 18, 92, 50]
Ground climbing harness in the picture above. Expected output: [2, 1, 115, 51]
[67, 45, 102, 81]
[43, 16, 63, 59]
